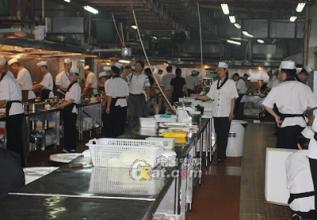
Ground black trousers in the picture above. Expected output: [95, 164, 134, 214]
[102, 112, 111, 137]
[309, 158, 317, 217]
[277, 125, 304, 149]
[214, 117, 231, 160]
[62, 111, 77, 150]
[127, 95, 146, 129]
[6, 114, 25, 166]
[109, 106, 127, 138]
[234, 94, 244, 119]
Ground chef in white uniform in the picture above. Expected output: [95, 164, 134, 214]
[232, 73, 248, 119]
[195, 62, 238, 162]
[84, 65, 98, 97]
[262, 60, 317, 149]
[32, 61, 54, 100]
[8, 58, 35, 102]
[104, 63, 129, 137]
[0, 56, 25, 166]
[57, 68, 81, 152]
[55, 58, 71, 98]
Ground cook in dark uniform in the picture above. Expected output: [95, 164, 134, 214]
[57, 68, 81, 152]
[195, 62, 238, 162]
[263, 60, 317, 149]
[32, 61, 54, 100]
[105, 63, 129, 137]
[0, 56, 25, 166]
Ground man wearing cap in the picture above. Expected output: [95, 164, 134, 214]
[98, 66, 112, 95]
[296, 67, 311, 84]
[186, 70, 200, 96]
[0, 56, 25, 166]
[104, 63, 129, 137]
[83, 65, 98, 97]
[57, 68, 81, 152]
[263, 60, 317, 149]
[126, 60, 151, 129]
[55, 58, 71, 98]
[195, 62, 238, 162]
[32, 61, 54, 101]
[8, 58, 35, 102]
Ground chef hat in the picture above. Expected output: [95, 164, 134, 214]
[70, 67, 80, 76]
[0, 56, 6, 66]
[64, 58, 72, 64]
[103, 66, 111, 71]
[302, 66, 313, 73]
[218, 62, 228, 69]
[112, 63, 123, 70]
[280, 60, 296, 70]
[37, 61, 48, 67]
[84, 65, 90, 70]
[8, 58, 18, 66]
[98, 71, 111, 78]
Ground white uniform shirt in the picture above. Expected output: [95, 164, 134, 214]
[55, 71, 70, 90]
[40, 72, 54, 91]
[235, 79, 248, 94]
[85, 72, 98, 95]
[65, 82, 81, 114]
[262, 81, 317, 128]
[207, 79, 239, 117]
[186, 75, 199, 90]
[16, 68, 35, 100]
[128, 72, 150, 95]
[303, 119, 317, 159]
[105, 77, 129, 107]
[161, 73, 174, 90]
[0, 73, 24, 116]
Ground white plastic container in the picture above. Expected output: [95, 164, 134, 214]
[226, 120, 247, 157]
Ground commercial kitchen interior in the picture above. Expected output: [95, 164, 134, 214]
[0, 0, 317, 219]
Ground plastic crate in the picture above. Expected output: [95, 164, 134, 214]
[86, 138, 164, 168]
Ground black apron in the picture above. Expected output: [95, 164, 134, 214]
[63, 81, 78, 115]
[40, 89, 51, 101]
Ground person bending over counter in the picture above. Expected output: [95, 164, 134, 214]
[194, 62, 238, 163]
[8, 58, 35, 102]
[104, 63, 129, 137]
[55, 58, 71, 98]
[57, 68, 81, 153]
[32, 61, 54, 101]
[0, 56, 25, 166]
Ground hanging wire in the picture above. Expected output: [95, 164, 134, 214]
[112, 13, 125, 47]
[131, 8, 175, 113]
[197, 1, 204, 71]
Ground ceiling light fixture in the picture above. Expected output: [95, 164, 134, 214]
[242, 31, 254, 38]
[234, 23, 241, 29]
[64, 0, 71, 2]
[118, 59, 131, 64]
[296, 2, 306, 12]
[290, 16, 297, 22]
[257, 39, 264, 44]
[83, 5, 99, 14]
[227, 39, 241, 45]
[131, 25, 138, 30]
[229, 16, 236, 23]
[221, 4, 229, 15]
[152, 36, 158, 40]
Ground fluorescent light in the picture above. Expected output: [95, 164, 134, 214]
[290, 16, 297, 22]
[131, 25, 138, 30]
[152, 36, 158, 40]
[257, 39, 264, 44]
[296, 2, 306, 12]
[242, 31, 254, 38]
[118, 59, 131, 64]
[83, 5, 99, 14]
[229, 16, 236, 23]
[221, 4, 229, 15]
[227, 39, 241, 45]
[64, 0, 71, 2]
[234, 23, 241, 29]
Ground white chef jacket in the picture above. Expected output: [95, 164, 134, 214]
[128, 72, 150, 95]
[161, 73, 174, 90]
[55, 71, 70, 90]
[40, 72, 54, 91]
[262, 81, 317, 128]
[0, 73, 24, 116]
[105, 77, 129, 107]
[16, 68, 35, 100]
[207, 79, 239, 117]
[65, 82, 81, 114]
[235, 79, 247, 95]
[186, 75, 199, 90]
[302, 118, 317, 159]
[85, 72, 98, 95]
